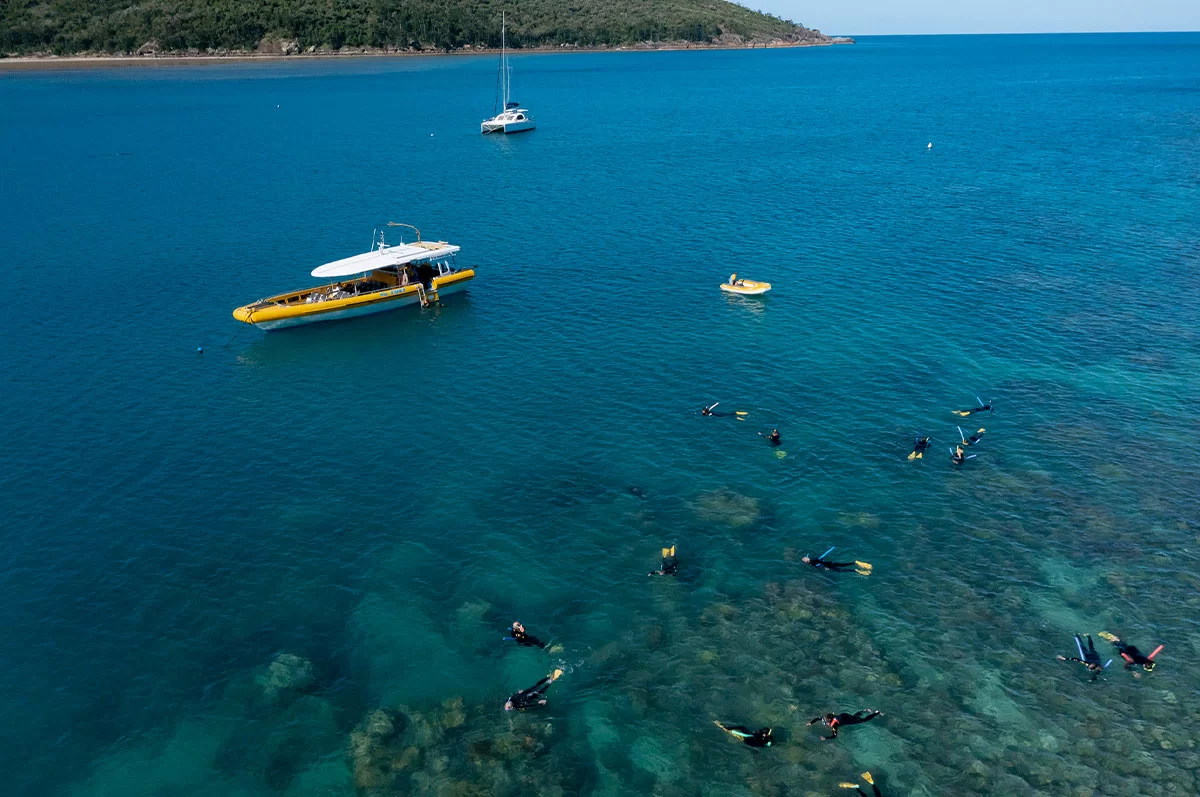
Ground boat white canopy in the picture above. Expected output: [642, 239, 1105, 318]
[311, 241, 460, 279]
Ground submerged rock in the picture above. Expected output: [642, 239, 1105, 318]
[695, 488, 760, 528]
[439, 696, 466, 730]
[348, 708, 410, 794]
[258, 653, 317, 703]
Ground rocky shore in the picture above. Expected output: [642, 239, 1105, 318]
[0, 33, 853, 70]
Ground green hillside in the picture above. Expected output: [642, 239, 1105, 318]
[1, 0, 837, 56]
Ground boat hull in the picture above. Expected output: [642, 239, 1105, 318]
[234, 272, 473, 331]
[720, 280, 772, 296]
[481, 119, 536, 134]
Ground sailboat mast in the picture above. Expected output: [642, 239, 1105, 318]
[501, 11, 509, 108]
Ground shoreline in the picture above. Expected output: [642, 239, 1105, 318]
[0, 39, 852, 72]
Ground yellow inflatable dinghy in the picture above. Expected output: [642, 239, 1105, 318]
[720, 273, 772, 295]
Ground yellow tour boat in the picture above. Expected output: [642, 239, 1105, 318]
[720, 272, 772, 296]
[232, 223, 475, 330]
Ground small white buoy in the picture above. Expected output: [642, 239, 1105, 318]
[197, 346, 204, 353]
[276, 104, 280, 109]
[927, 142, 932, 149]
[430, 132, 435, 137]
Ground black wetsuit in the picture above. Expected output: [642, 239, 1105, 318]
[649, 554, 678, 577]
[767, 432, 781, 446]
[508, 627, 548, 649]
[912, 437, 930, 455]
[507, 674, 557, 711]
[963, 430, 984, 446]
[850, 782, 883, 797]
[958, 403, 993, 416]
[721, 726, 773, 747]
[1109, 638, 1162, 670]
[810, 710, 880, 739]
[1061, 634, 1104, 681]
[804, 555, 858, 573]
[951, 448, 966, 465]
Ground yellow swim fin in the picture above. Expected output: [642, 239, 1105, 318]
[776, 450, 787, 459]
[668, 545, 676, 557]
[862, 772, 875, 785]
[952, 410, 970, 417]
[736, 411, 749, 416]
[551, 669, 564, 680]
[1097, 631, 1119, 642]
[855, 569, 871, 576]
[915, 451, 923, 459]
[838, 784, 860, 790]
[661, 547, 671, 558]
[907, 451, 917, 460]
[976, 427, 986, 434]
[855, 561, 872, 570]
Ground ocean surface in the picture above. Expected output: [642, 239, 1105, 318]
[2, 32, 1200, 796]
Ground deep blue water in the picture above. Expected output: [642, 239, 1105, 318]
[2, 32, 1200, 797]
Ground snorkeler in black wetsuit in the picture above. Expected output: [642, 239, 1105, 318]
[952, 397, 994, 417]
[808, 710, 881, 740]
[1057, 633, 1110, 682]
[506, 621, 548, 649]
[958, 427, 986, 447]
[504, 669, 563, 711]
[1099, 632, 1163, 672]
[839, 772, 883, 796]
[758, 428, 781, 446]
[908, 436, 931, 460]
[713, 721, 774, 747]
[648, 546, 678, 576]
[950, 444, 975, 466]
[700, 402, 747, 418]
[801, 547, 872, 576]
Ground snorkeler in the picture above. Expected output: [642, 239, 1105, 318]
[648, 545, 678, 577]
[504, 669, 563, 712]
[1098, 632, 1163, 672]
[806, 710, 883, 739]
[713, 721, 774, 747]
[801, 546, 872, 576]
[839, 772, 882, 796]
[958, 426, 986, 447]
[758, 428, 781, 446]
[700, 402, 749, 419]
[505, 621, 548, 649]
[808, 709, 881, 740]
[950, 445, 976, 466]
[952, 396, 994, 417]
[1056, 633, 1110, 682]
[908, 436, 931, 460]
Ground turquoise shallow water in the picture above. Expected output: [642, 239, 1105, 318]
[2, 32, 1200, 796]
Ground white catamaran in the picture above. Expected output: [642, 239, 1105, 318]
[481, 12, 535, 135]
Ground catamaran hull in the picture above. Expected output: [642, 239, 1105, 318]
[246, 281, 470, 332]
[481, 120, 536, 134]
